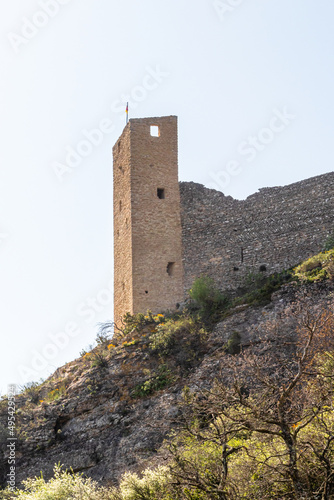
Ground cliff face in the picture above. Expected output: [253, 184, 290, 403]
[1, 280, 332, 488]
[180, 173, 334, 293]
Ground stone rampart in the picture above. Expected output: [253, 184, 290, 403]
[180, 172, 334, 293]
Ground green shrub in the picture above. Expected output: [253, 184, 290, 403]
[111, 311, 165, 339]
[149, 318, 186, 355]
[83, 350, 109, 369]
[148, 317, 208, 376]
[132, 365, 173, 398]
[189, 276, 230, 320]
[117, 466, 171, 500]
[149, 317, 207, 357]
[149, 324, 176, 355]
[122, 312, 148, 335]
[244, 272, 267, 291]
[46, 382, 67, 402]
[323, 231, 334, 251]
[19, 381, 43, 405]
[0, 491, 14, 499]
[294, 250, 334, 282]
[235, 270, 293, 307]
[225, 331, 241, 355]
[1, 464, 113, 499]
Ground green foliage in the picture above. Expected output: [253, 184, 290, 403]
[148, 316, 208, 375]
[169, 429, 242, 499]
[188, 269, 294, 322]
[81, 332, 113, 369]
[116, 466, 171, 499]
[83, 350, 109, 369]
[149, 322, 176, 355]
[320, 350, 334, 376]
[122, 311, 154, 336]
[189, 276, 230, 321]
[19, 381, 43, 405]
[323, 230, 334, 251]
[235, 269, 293, 307]
[46, 382, 67, 402]
[132, 365, 173, 398]
[244, 271, 267, 290]
[225, 331, 241, 355]
[165, 371, 334, 497]
[149, 316, 204, 355]
[110, 311, 165, 340]
[1, 464, 113, 499]
[294, 249, 334, 282]
[0, 490, 14, 499]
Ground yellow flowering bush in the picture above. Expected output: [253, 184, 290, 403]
[294, 249, 334, 282]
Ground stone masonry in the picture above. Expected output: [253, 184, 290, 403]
[180, 172, 334, 293]
[113, 116, 184, 323]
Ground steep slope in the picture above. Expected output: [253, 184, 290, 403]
[0, 278, 333, 488]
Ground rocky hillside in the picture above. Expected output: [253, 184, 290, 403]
[0, 275, 333, 489]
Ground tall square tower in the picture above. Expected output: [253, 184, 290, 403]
[113, 116, 184, 323]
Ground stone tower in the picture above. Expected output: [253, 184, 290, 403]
[113, 115, 184, 323]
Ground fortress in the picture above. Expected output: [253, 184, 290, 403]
[113, 115, 334, 322]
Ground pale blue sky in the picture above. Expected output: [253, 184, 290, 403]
[0, 0, 333, 391]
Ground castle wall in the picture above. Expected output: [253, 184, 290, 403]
[180, 172, 334, 293]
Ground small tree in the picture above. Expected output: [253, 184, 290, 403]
[167, 294, 334, 499]
[189, 276, 230, 321]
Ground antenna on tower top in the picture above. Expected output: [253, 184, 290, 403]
[126, 102, 129, 125]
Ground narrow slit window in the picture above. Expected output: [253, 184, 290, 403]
[119, 200, 122, 212]
[167, 262, 175, 277]
[157, 188, 165, 199]
[118, 141, 121, 152]
[150, 125, 160, 137]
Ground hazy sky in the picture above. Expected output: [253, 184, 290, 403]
[1, 0, 333, 392]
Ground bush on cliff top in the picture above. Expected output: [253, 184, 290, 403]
[189, 275, 230, 321]
[149, 316, 207, 356]
[294, 249, 334, 282]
